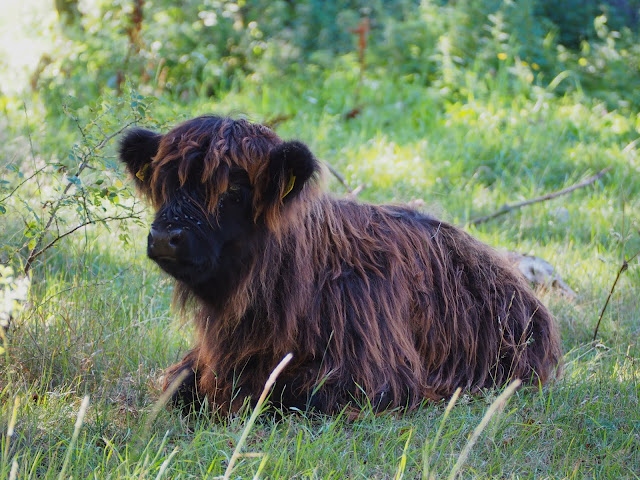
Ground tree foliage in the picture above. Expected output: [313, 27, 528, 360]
[31, 0, 640, 109]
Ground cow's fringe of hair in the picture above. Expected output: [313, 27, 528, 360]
[149, 116, 282, 215]
[148, 116, 324, 237]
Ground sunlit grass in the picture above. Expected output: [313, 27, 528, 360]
[2, 85, 638, 475]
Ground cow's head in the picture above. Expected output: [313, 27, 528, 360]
[118, 116, 320, 288]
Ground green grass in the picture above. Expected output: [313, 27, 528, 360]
[2, 13, 640, 480]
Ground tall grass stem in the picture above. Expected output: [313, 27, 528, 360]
[423, 387, 461, 479]
[447, 380, 521, 480]
[220, 352, 293, 480]
[4, 396, 20, 461]
[57, 395, 90, 480]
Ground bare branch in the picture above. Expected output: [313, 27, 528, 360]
[68, 120, 136, 182]
[0, 165, 49, 204]
[27, 211, 144, 265]
[593, 247, 640, 342]
[324, 161, 353, 194]
[470, 167, 612, 226]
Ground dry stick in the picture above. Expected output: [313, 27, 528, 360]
[592, 248, 640, 342]
[220, 353, 293, 480]
[469, 167, 612, 226]
[324, 161, 354, 194]
[324, 161, 366, 196]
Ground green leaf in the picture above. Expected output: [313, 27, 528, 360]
[67, 175, 82, 186]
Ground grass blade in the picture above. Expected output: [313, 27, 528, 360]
[447, 380, 521, 480]
[220, 352, 293, 480]
[58, 395, 90, 480]
[423, 387, 461, 479]
[155, 447, 179, 480]
[394, 428, 413, 480]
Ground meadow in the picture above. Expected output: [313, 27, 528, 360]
[1, 1, 639, 478]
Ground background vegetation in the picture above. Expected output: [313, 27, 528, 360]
[1, 0, 639, 478]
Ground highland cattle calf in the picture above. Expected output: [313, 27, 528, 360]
[118, 115, 562, 414]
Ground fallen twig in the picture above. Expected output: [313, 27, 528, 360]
[324, 161, 355, 194]
[470, 167, 612, 225]
[351, 184, 366, 197]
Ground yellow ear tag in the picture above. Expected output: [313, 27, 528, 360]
[136, 163, 150, 181]
[282, 171, 296, 199]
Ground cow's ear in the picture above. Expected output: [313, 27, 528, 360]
[118, 128, 161, 195]
[265, 141, 319, 203]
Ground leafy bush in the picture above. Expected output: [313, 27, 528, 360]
[0, 88, 156, 275]
[28, 0, 640, 115]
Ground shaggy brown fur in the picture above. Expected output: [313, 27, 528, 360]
[118, 115, 562, 414]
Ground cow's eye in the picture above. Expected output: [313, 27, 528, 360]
[226, 185, 243, 203]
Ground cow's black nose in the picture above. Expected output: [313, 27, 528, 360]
[148, 227, 185, 259]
